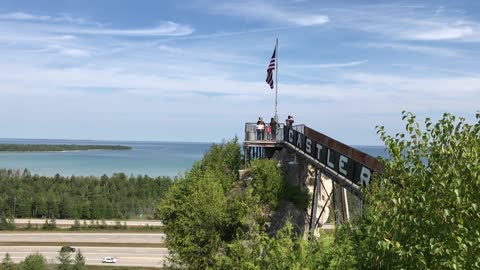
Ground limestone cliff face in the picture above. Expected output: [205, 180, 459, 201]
[269, 147, 333, 237]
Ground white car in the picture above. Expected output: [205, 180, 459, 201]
[102, 257, 117, 263]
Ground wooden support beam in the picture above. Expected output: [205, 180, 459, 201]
[309, 169, 320, 238]
[282, 142, 364, 200]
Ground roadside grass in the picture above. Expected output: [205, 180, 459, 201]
[86, 266, 161, 270]
[10, 219, 164, 233]
[0, 227, 164, 233]
[7, 263, 163, 270]
[9, 264, 163, 270]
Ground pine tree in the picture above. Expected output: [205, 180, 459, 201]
[22, 253, 48, 270]
[2, 252, 14, 270]
[71, 219, 81, 231]
[56, 249, 72, 270]
[72, 250, 86, 270]
[50, 216, 57, 229]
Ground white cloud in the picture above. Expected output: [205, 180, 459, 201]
[211, 1, 329, 26]
[0, 12, 51, 21]
[361, 43, 461, 57]
[157, 44, 186, 54]
[0, 53, 478, 144]
[55, 35, 77, 40]
[327, 5, 480, 42]
[288, 15, 328, 26]
[58, 21, 194, 37]
[344, 72, 480, 99]
[0, 12, 94, 25]
[0, 12, 193, 37]
[54, 47, 91, 57]
[406, 26, 474, 41]
[289, 60, 368, 69]
[0, 4, 478, 144]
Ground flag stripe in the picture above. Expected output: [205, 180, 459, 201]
[266, 46, 276, 89]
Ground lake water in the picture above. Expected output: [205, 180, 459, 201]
[0, 139, 388, 177]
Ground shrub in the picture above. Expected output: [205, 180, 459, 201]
[1, 253, 14, 270]
[345, 112, 480, 269]
[249, 159, 285, 209]
[71, 219, 81, 231]
[0, 216, 15, 230]
[284, 184, 310, 209]
[21, 253, 48, 270]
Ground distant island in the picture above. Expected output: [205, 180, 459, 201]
[0, 144, 132, 152]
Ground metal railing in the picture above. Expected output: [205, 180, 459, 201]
[244, 122, 285, 142]
[291, 124, 305, 134]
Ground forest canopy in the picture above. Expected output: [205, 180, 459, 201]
[0, 170, 171, 220]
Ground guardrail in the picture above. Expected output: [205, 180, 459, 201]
[244, 122, 285, 142]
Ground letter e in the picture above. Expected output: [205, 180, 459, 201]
[339, 155, 349, 175]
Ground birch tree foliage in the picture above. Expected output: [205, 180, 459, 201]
[351, 112, 480, 269]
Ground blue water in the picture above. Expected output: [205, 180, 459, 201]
[0, 139, 212, 177]
[0, 139, 388, 177]
[355, 145, 389, 159]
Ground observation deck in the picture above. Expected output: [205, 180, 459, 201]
[243, 122, 304, 162]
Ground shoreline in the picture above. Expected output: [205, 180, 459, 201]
[0, 144, 132, 152]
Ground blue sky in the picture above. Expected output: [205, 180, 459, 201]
[0, 0, 479, 145]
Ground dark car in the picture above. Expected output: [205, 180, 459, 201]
[60, 246, 76, 252]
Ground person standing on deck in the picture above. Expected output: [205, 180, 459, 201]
[270, 117, 278, 140]
[256, 117, 265, 140]
[285, 115, 294, 127]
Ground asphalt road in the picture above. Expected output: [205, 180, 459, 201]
[14, 219, 163, 227]
[0, 233, 165, 244]
[0, 246, 168, 268]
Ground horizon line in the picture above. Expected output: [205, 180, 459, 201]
[0, 137, 216, 144]
[0, 137, 385, 147]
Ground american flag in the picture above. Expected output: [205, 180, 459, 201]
[266, 46, 276, 89]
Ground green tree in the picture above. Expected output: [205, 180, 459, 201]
[56, 250, 72, 270]
[70, 219, 80, 231]
[214, 220, 350, 270]
[49, 216, 57, 230]
[158, 139, 242, 269]
[249, 159, 285, 209]
[1, 253, 15, 270]
[345, 112, 480, 269]
[160, 174, 228, 269]
[158, 139, 316, 269]
[0, 169, 172, 220]
[0, 216, 15, 230]
[72, 250, 86, 270]
[21, 253, 48, 270]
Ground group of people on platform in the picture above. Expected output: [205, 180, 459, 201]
[255, 115, 294, 141]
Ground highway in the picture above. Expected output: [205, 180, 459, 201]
[0, 246, 168, 268]
[14, 219, 163, 227]
[0, 232, 165, 244]
[0, 233, 167, 267]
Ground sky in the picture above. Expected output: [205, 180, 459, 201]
[0, 0, 479, 145]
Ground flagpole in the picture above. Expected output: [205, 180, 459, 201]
[274, 38, 279, 122]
